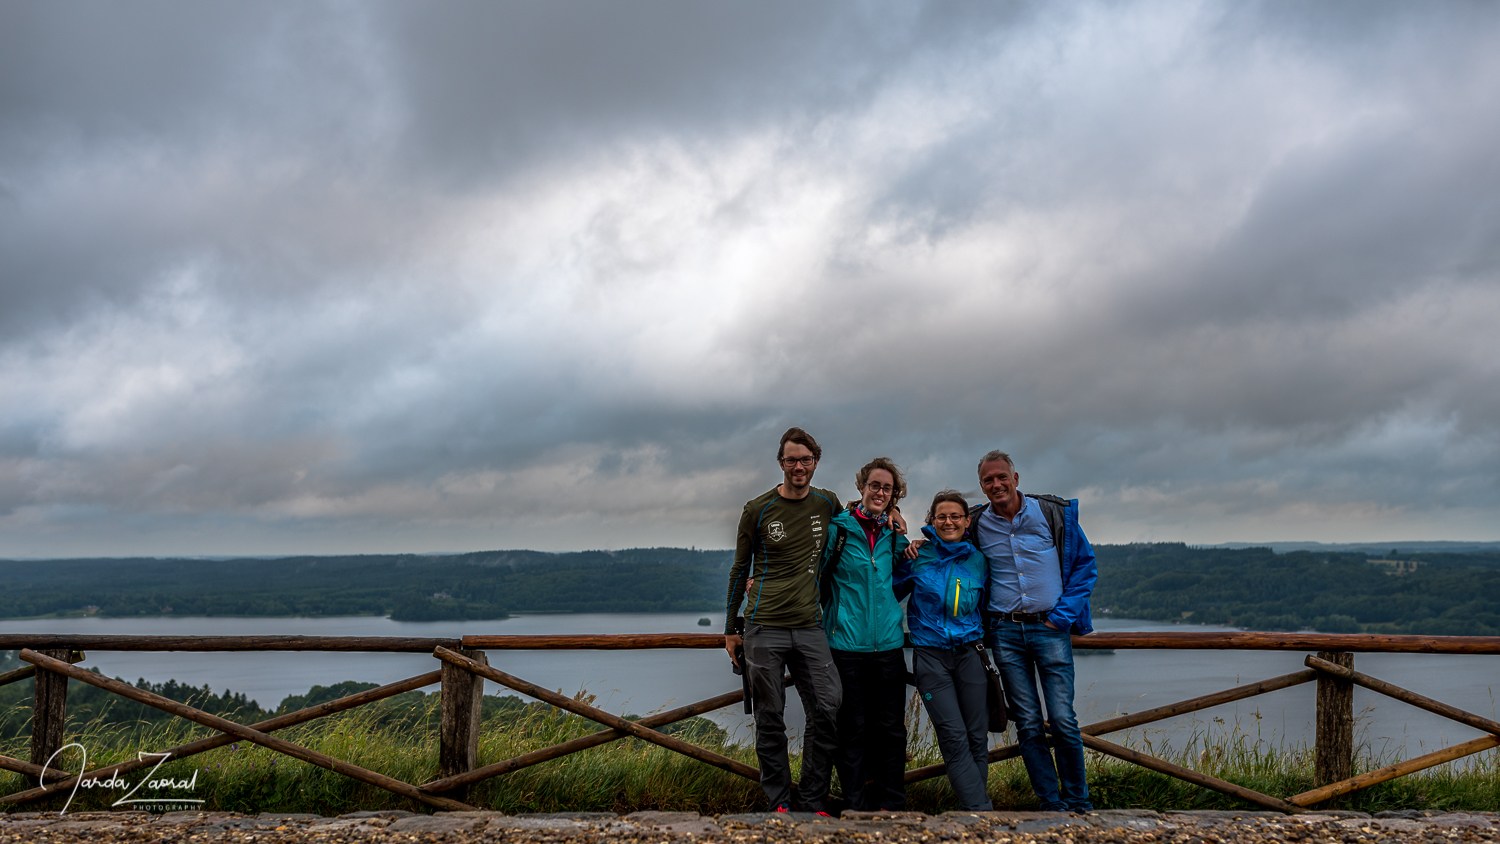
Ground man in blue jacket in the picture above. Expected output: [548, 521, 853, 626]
[966, 450, 1097, 813]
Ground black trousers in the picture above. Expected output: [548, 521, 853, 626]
[830, 647, 908, 811]
[744, 624, 842, 811]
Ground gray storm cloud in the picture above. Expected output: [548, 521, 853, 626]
[1, 0, 1498, 556]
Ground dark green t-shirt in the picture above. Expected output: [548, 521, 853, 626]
[724, 486, 843, 633]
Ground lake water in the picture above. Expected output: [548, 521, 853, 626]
[3, 613, 1496, 759]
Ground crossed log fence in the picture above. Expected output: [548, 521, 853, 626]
[2, 632, 1498, 813]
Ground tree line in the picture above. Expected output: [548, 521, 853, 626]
[0, 548, 733, 621]
[1092, 544, 1500, 635]
[4, 544, 1500, 635]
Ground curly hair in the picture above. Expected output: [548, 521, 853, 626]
[853, 457, 907, 509]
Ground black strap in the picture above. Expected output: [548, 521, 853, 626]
[1027, 493, 1068, 574]
[819, 525, 848, 611]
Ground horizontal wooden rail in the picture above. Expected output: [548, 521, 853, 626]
[0, 635, 460, 652]
[462, 633, 727, 649]
[1, 632, 1495, 653]
[1078, 632, 1500, 654]
[462, 632, 1500, 653]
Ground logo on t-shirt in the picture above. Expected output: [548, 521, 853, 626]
[767, 521, 786, 542]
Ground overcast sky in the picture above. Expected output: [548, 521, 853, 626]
[2, 1, 1498, 557]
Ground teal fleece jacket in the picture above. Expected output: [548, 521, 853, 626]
[820, 507, 910, 652]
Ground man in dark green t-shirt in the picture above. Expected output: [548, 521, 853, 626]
[724, 427, 843, 814]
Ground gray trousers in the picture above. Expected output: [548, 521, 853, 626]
[913, 645, 993, 811]
[744, 624, 843, 811]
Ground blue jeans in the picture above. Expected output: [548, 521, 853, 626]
[987, 620, 1091, 812]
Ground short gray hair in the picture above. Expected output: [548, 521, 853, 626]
[976, 450, 1015, 475]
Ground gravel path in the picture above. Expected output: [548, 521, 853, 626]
[2, 808, 1496, 843]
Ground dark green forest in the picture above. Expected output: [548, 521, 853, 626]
[0, 548, 733, 621]
[3, 545, 1498, 739]
[3, 544, 1500, 635]
[1092, 544, 1500, 635]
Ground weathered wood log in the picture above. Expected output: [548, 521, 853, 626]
[17, 649, 475, 812]
[432, 646, 761, 781]
[1080, 732, 1303, 814]
[3, 631, 1498, 653]
[904, 742, 1022, 783]
[1076, 632, 1500, 653]
[1314, 651, 1354, 789]
[0, 635, 460, 652]
[1291, 733, 1500, 806]
[461, 633, 728, 650]
[423, 675, 795, 793]
[0, 753, 70, 783]
[2, 670, 441, 806]
[1305, 654, 1500, 735]
[0, 651, 85, 689]
[437, 648, 487, 799]
[1084, 669, 1318, 737]
[28, 648, 71, 787]
[905, 670, 1317, 784]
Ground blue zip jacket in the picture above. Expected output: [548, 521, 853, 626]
[966, 494, 1097, 635]
[894, 526, 988, 649]
[820, 507, 909, 652]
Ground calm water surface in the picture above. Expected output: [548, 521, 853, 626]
[2, 613, 1495, 756]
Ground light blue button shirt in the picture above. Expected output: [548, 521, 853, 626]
[977, 493, 1062, 614]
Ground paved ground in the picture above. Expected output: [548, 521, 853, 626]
[1, 808, 1496, 843]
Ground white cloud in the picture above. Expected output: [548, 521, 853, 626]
[3, 1, 1499, 555]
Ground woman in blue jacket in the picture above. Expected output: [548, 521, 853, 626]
[820, 457, 911, 812]
[893, 490, 993, 811]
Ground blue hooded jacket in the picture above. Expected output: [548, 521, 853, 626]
[893, 525, 987, 649]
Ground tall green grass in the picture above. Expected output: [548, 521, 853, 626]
[3, 691, 1496, 815]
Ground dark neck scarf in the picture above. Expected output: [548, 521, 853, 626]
[853, 504, 888, 551]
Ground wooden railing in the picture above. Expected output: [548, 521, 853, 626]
[2, 632, 1498, 812]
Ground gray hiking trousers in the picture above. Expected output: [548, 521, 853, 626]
[913, 645, 993, 810]
[744, 624, 843, 811]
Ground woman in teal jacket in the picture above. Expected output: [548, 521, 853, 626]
[820, 457, 911, 812]
[893, 490, 992, 811]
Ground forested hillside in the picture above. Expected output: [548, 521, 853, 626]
[0, 548, 732, 620]
[4, 544, 1499, 635]
[1093, 544, 1500, 635]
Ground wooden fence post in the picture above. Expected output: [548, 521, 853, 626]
[438, 647, 488, 798]
[29, 648, 72, 786]
[1314, 650, 1354, 789]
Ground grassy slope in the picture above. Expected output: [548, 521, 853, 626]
[3, 694, 1495, 815]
